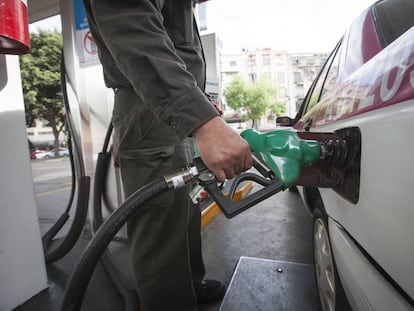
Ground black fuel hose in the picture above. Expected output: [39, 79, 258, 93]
[61, 178, 169, 311]
[101, 146, 117, 214]
[41, 133, 76, 249]
[95, 123, 117, 214]
[96, 122, 117, 214]
[44, 176, 90, 263]
[42, 52, 90, 263]
[92, 121, 113, 232]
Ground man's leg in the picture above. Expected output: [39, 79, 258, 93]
[112, 90, 201, 310]
[122, 143, 202, 310]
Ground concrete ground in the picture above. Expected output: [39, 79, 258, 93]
[15, 158, 318, 311]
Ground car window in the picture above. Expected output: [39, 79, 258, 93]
[319, 45, 341, 102]
[373, 0, 414, 47]
[303, 41, 341, 114]
[333, 5, 383, 82]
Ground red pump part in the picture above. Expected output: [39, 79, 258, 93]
[0, 0, 30, 55]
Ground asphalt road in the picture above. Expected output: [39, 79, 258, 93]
[31, 157, 74, 237]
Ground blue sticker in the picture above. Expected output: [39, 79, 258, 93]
[73, 0, 89, 30]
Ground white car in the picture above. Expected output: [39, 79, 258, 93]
[34, 149, 48, 160]
[279, 0, 414, 310]
[43, 148, 70, 159]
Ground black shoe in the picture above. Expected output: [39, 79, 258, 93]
[194, 279, 226, 304]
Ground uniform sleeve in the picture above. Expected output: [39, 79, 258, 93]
[88, 0, 219, 138]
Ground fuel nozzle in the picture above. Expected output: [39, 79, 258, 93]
[195, 127, 359, 218]
[241, 129, 322, 187]
[241, 128, 357, 186]
[241, 128, 360, 202]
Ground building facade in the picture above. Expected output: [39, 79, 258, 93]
[221, 49, 329, 119]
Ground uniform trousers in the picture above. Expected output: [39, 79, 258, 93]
[112, 88, 205, 310]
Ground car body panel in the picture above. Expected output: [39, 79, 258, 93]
[329, 219, 413, 311]
[316, 100, 414, 302]
[291, 1, 414, 307]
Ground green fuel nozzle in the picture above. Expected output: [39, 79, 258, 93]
[194, 127, 359, 218]
[241, 129, 322, 187]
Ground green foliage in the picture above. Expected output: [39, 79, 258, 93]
[223, 75, 246, 110]
[269, 99, 287, 116]
[224, 75, 286, 128]
[245, 83, 268, 122]
[20, 30, 64, 152]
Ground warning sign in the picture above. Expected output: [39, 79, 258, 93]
[83, 31, 97, 55]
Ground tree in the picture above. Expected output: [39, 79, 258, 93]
[244, 83, 269, 128]
[266, 83, 287, 118]
[224, 75, 286, 128]
[20, 29, 64, 155]
[223, 75, 247, 111]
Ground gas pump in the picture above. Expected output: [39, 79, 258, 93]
[0, 1, 48, 310]
[1, 0, 128, 308]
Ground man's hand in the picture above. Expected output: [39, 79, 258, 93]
[193, 117, 253, 182]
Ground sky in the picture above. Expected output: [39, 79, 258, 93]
[30, 0, 377, 54]
[203, 0, 377, 53]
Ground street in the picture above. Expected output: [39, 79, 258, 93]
[31, 157, 73, 237]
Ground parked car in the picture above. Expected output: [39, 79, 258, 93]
[34, 149, 48, 160]
[42, 148, 70, 159]
[278, 0, 414, 310]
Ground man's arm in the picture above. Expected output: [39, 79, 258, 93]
[86, 0, 219, 138]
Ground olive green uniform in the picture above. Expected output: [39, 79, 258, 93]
[82, 0, 219, 310]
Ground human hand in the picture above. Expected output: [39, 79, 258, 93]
[193, 117, 253, 182]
